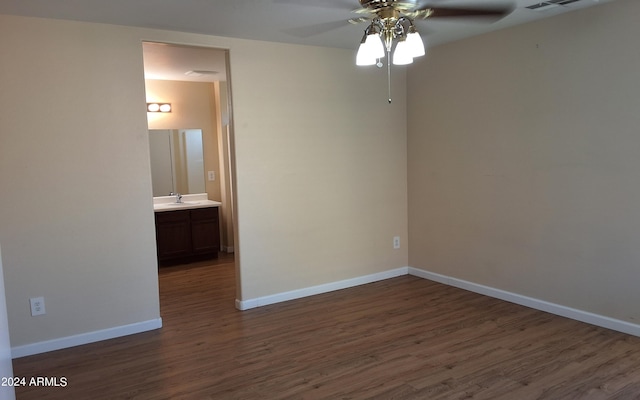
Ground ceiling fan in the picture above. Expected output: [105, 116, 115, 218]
[282, 0, 515, 102]
[351, 1, 513, 63]
[352, 1, 513, 102]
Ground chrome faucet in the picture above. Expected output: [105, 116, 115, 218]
[175, 193, 183, 203]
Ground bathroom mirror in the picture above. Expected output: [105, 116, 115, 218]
[148, 129, 206, 197]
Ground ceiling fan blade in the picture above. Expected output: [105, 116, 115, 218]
[273, 0, 358, 10]
[282, 20, 352, 38]
[414, 4, 514, 20]
[348, 17, 370, 25]
[411, 20, 436, 35]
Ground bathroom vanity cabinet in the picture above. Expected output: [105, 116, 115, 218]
[154, 206, 220, 264]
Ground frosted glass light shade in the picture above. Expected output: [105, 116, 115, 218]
[406, 31, 425, 58]
[365, 34, 385, 59]
[356, 42, 376, 66]
[356, 33, 385, 66]
[392, 40, 413, 65]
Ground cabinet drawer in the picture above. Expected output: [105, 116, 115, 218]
[190, 207, 218, 221]
[155, 210, 189, 223]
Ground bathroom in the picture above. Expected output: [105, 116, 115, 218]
[144, 42, 235, 264]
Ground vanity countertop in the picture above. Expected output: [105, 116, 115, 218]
[153, 194, 221, 213]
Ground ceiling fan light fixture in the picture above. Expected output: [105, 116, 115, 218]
[353, 0, 514, 101]
[356, 45, 377, 66]
[406, 25, 425, 58]
[356, 33, 375, 65]
[356, 48, 377, 66]
[356, 23, 385, 66]
[364, 31, 385, 58]
[392, 38, 413, 65]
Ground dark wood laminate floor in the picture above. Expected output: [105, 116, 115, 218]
[13, 254, 640, 399]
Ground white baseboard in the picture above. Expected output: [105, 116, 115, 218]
[236, 266, 640, 337]
[22, 266, 636, 358]
[408, 267, 640, 337]
[12, 318, 162, 359]
[236, 267, 409, 310]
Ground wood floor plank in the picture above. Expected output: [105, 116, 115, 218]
[12, 255, 640, 399]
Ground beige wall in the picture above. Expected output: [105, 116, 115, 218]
[407, 0, 640, 323]
[229, 39, 408, 299]
[0, 14, 408, 349]
[146, 79, 221, 202]
[0, 17, 161, 347]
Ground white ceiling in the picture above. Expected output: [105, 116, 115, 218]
[0, 0, 615, 82]
[142, 42, 228, 83]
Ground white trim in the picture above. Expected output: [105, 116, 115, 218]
[11, 318, 162, 359]
[236, 267, 409, 310]
[408, 267, 640, 337]
[17, 267, 637, 358]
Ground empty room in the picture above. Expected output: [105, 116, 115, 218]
[1, 0, 640, 398]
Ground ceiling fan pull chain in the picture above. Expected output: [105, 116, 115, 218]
[387, 49, 392, 104]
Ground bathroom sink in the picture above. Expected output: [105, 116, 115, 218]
[153, 198, 220, 212]
[154, 201, 200, 210]
[159, 201, 200, 207]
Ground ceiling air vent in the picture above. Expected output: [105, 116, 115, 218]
[526, 0, 583, 11]
[184, 70, 218, 77]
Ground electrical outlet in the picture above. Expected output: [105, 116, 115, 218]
[30, 297, 46, 316]
[393, 236, 400, 249]
[207, 171, 216, 181]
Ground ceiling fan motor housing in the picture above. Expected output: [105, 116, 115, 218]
[360, 0, 409, 10]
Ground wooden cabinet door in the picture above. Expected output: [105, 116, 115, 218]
[190, 208, 220, 255]
[155, 211, 191, 261]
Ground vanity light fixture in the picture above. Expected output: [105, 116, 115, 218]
[147, 103, 172, 113]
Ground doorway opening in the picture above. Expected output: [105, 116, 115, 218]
[141, 41, 238, 305]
